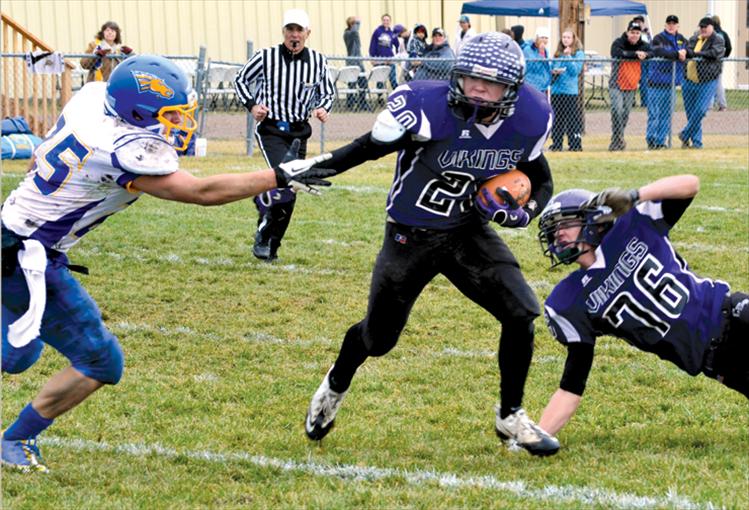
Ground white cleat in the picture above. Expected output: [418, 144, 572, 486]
[495, 407, 560, 457]
[305, 366, 348, 441]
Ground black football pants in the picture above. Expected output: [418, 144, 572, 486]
[712, 291, 749, 398]
[329, 220, 540, 414]
[253, 128, 309, 257]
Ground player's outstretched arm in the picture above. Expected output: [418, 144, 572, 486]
[131, 142, 334, 204]
[638, 174, 699, 202]
[538, 388, 582, 436]
[132, 169, 278, 205]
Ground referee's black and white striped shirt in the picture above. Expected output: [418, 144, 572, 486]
[234, 44, 335, 123]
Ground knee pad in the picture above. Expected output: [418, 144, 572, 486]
[74, 336, 125, 385]
[500, 319, 535, 345]
[2, 339, 43, 374]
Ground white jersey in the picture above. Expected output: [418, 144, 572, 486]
[2, 82, 179, 252]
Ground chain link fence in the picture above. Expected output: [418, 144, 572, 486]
[3, 51, 747, 154]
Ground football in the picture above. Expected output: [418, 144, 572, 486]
[478, 169, 531, 207]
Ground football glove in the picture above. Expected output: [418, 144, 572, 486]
[583, 188, 640, 220]
[476, 187, 530, 228]
[273, 140, 335, 195]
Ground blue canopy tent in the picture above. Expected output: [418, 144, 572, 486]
[460, 0, 647, 17]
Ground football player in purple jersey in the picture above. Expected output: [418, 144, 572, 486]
[304, 32, 560, 456]
[536, 174, 748, 441]
[1, 55, 332, 473]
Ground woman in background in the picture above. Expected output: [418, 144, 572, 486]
[549, 29, 584, 151]
[81, 21, 133, 83]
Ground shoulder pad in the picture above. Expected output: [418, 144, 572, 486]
[510, 86, 553, 138]
[113, 132, 178, 175]
[371, 110, 406, 143]
[383, 81, 455, 141]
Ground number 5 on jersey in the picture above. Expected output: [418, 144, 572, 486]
[33, 132, 93, 195]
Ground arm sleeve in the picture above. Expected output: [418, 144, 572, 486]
[80, 41, 97, 69]
[660, 197, 694, 228]
[315, 55, 337, 112]
[559, 342, 595, 396]
[369, 30, 378, 57]
[516, 153, 553, 219]
[321, 131, 409, 175]
[234, 51, 264, 111]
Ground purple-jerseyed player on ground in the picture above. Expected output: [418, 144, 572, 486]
[535, 175, 748, 441]
[303, 32, 560, 456]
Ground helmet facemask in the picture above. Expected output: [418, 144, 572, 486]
[155, 93, 198, 151]
[538, 206, 613, 268]
[448, 72, 520, 125]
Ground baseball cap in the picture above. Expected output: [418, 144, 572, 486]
[632, 15, 645, 22]
[458, 15, 470, 23]
[698, 16, 714, 27]
[283, 8, 309, 29]
[665, 15, 679, 24]
[432, 27, 446, 37]
[627, 20, 642, 32]
[393, 24, 405, 35]
[535, 26, 550, 39]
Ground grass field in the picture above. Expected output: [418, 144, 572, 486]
[2, 143, 748, 509]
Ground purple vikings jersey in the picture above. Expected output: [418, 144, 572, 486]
[383, 81, 551, 229]
[544, 201, 730, 375]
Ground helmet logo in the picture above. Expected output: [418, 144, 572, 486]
[131, 71, 174, 99]
[471, 64, 498, 78]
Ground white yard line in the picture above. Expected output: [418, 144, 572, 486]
[39, 436, 714, 509]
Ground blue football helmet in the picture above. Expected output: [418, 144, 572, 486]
[105, 54, 197, 151]
[537, 189, 614, 267]
[448, 32, 525, 123]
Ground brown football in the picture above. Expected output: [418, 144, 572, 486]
[478, 169, 531, 207]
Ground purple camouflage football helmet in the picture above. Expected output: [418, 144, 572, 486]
[448, 32, 525, 123]
[537, 189, 615, 267]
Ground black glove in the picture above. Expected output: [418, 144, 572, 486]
[583, 188, 640, 220]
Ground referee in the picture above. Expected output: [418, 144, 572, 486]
[234, 8, 335, 261]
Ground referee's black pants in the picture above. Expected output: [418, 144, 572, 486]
[327, 220, 540, 417]
[253, 120, 311, 260]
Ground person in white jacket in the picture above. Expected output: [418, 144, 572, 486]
[454, 15, 476, 55]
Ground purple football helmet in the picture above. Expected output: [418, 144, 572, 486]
[537, 189, 614, 267]
[448, 32, 525, 123]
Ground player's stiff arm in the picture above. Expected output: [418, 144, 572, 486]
[1, 55, 332, 473]
[302, 33, 561, 457]
[534, 175, 748, 445]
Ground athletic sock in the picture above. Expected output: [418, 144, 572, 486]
[2, 403, 54, 440]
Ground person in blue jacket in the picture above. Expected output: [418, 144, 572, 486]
[369, 13, 399, 89]
[549, 29, 585, 151]
[523, 26, 552, 96]
[646, 15, 688, 150]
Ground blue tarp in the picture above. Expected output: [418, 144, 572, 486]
[461, 0, 647, 17]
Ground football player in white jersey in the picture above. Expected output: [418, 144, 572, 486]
[1, 54, 332, 472]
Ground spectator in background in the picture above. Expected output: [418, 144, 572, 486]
[608, 20, 652, 151]
[393, 24, 410, 82]
[511, 25, 527, 49]
[405, 24, 428, 81]
[680, 17, 725, 149]
[549, 29, 584, 152]
[412, 28, 455, 81]
[453, 15, 476, 55]
[369, 14, 399, 89]
[711, 15, 731, 111]
[344, 15, 369, 111]
[646, 15, 688, 150]
[522, 27, 552, 96]
[632, 15, 651, 107]
[80, 21, 133, 82]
